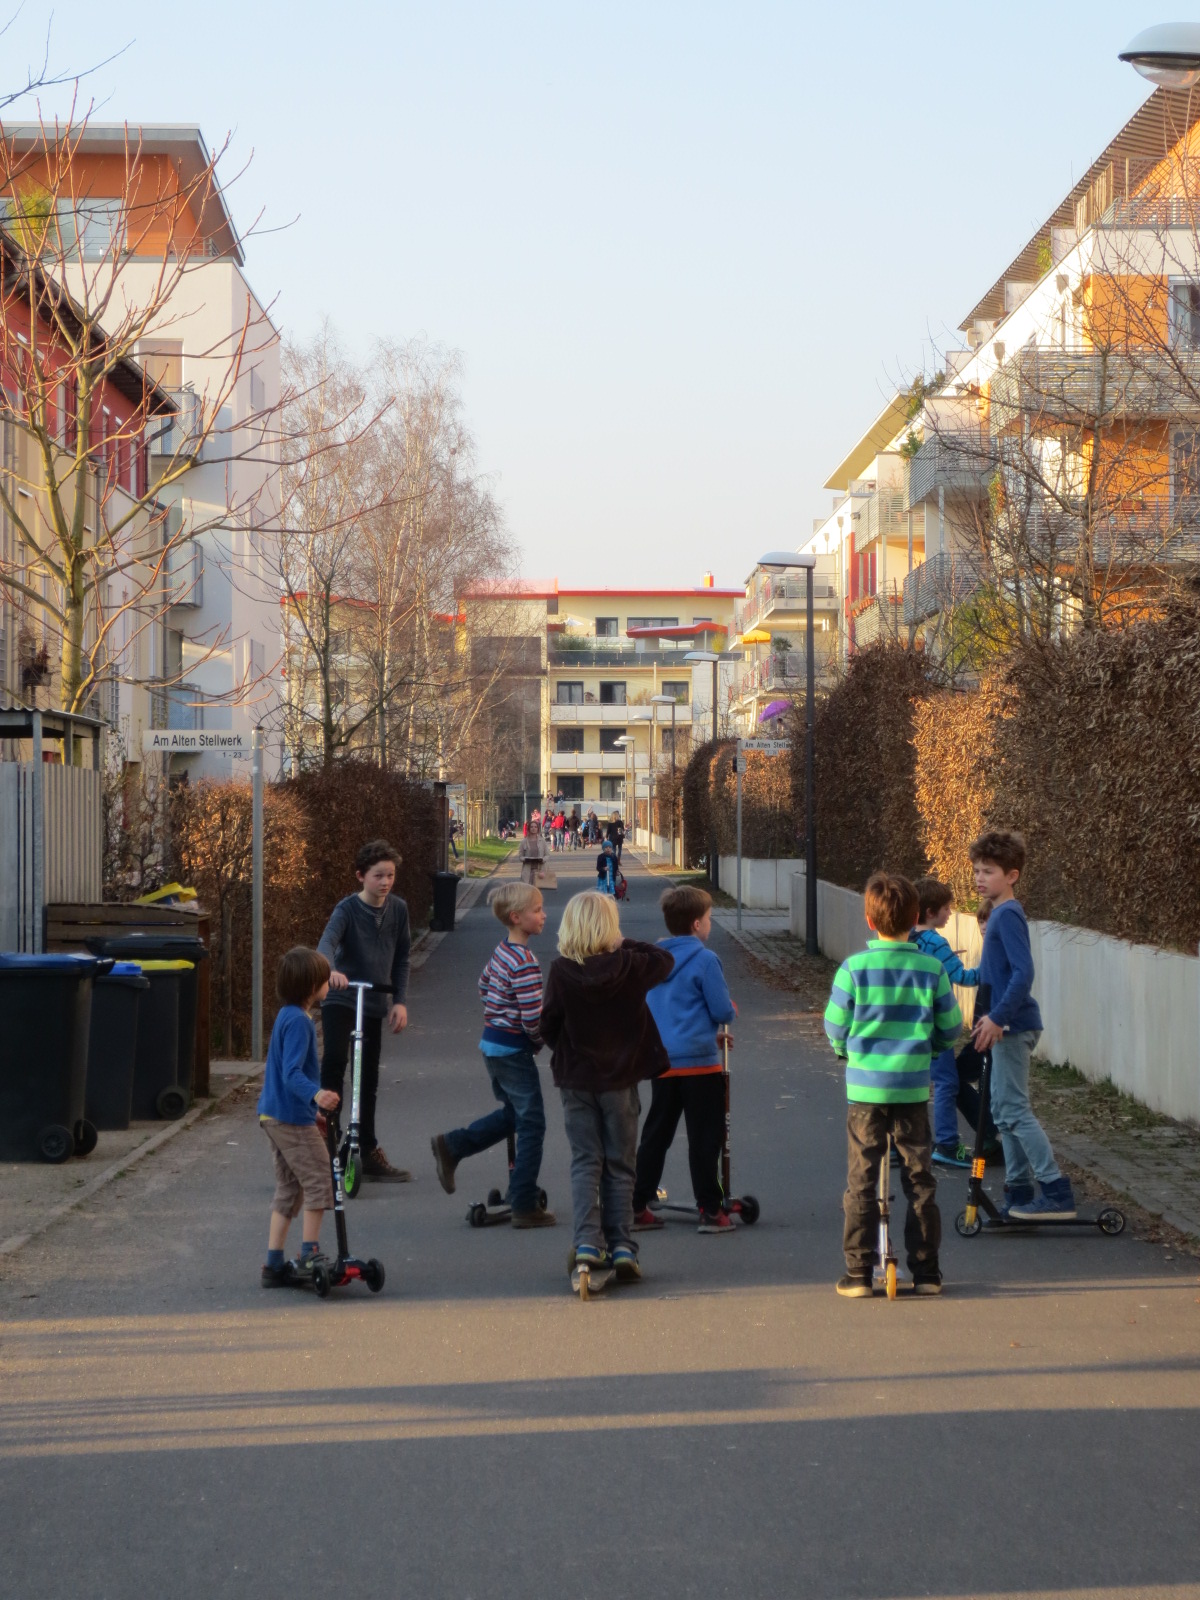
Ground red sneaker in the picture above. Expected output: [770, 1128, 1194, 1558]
[631, 1207, 665, 1231]
[698, 1209, 737, 1234]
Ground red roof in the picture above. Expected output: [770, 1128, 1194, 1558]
[461, 577, 741, 600]
[625, 622, 730, 640]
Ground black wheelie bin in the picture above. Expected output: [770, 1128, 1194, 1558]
[85, 961, 150, 1130]
[85, 933, 208, 1115]
[0, 952, 109, 1161]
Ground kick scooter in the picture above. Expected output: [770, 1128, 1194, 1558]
[652, 1031, 761, 1226]
[954, 1048, 1125, 1238]
[466, 1133, 550, 1227]
[339, 980, 390, 1199]
[875, 1131, 900, 1299]
[306, 1107, 386, 1298]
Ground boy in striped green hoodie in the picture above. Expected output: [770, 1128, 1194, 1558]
[825, 872, 963, 1298]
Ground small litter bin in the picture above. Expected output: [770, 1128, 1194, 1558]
[86, 934, 208, 1108]
[85, 962, 150, 1131]
[430, 870, 459, 932]
[0, 952, 108, 1161]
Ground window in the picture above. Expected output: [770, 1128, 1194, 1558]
[556, 681, 584, 704]
[595, 617, 618, 637]
[556, 728, 584, 753]
[599, 681, 626, 705]
[55, 198, 124, 261]
[627, 616, 679, 630]
[598, 727, 626, 752]
[1169, 281, 1200, 351]
[661, 728, 689, 758]
[139, 340, 184, 391]
[558, 776, 584, 800]
[660, 680, 689, 704]
[599, 777, 623, 802]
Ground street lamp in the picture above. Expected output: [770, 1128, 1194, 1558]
[627, 711, 651, 848]
[685, 647, 722, 887]
[758, 550, 819, 957]
[683, 648, 720, 745]
[1119, 22, 1200, 86]
[614, 734, 635, 823]
[650, 693, 678, 866]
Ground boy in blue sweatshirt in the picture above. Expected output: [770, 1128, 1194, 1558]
[632, 886, 738, 1233]
[913, 878, 978, 1169]
[969, 830, 1075, 1220]
[257, 947, 340, 1288]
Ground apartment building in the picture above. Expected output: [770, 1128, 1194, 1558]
[6, 123, 283, 780]
[730, 553, 840, 729]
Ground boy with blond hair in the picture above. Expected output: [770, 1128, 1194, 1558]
[430, 881, 556, 1227]
[540, 891, 673, 1293]
[969, 830, 1075, 1220]
[825, 872, 962, 1298]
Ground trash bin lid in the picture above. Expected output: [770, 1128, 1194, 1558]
[137, 959, 195, 972]
[89, 933, 209, 961]
[97, 960, 151, 988]
[0, 951, 108, 973]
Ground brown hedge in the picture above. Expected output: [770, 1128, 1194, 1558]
[681, 739, 797, 864]
[171, 760, 440, 1056]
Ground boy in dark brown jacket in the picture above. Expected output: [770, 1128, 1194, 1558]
[539, 890, 672, 1295]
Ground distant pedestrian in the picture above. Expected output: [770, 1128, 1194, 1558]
[540, 891, 673, 1294]
[825, 871, 961, 1298]
[968, 831, 1075, 1220]
[606, 812, 625, 862]
[258, 947, 340, 1288]
[518, 818, 548, 885]
[430, 882, 556, 1227]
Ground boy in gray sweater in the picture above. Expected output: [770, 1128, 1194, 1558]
[318, 839, 411, 1181]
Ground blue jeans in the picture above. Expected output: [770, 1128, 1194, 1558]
[930, 1048, 960, 1148]
[444, 1049, 546, 1212]
[560, 1085, 640, 1255]
[989, 1030, 1062, 1189]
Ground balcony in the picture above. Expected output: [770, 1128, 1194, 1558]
[852, 587, 905, 648]
[902, 551, 984, 626]
[904, 434, 996, 509]
[150, 387, 204, 459]
[989, 345, 1200, 431]
[548, 645, 696, 668]
[149, 682, 205, 731]
[550, 702, 692, 724]
[735, 572, 839, 636]
[549, 751, 650, 774]
[853, 485, 908, 549]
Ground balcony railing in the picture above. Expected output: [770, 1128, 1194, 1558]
[149, 682, 204, 731]
[852, 587, 905, 648]
[735, 573, 839, 636]
[904, 434, 996, 509]
[549, 751, 649, 774]
[149, 387, 204, 459]
[854, 486, 908, 548]
[548, 646, 694, 667]
[902, 552, 985, 626]
[990, 345, 1200, 430]
[550, 702, 692, 723]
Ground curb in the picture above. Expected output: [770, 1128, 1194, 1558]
[0, 1067, 262, 1260]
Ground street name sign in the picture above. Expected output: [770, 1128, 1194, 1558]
[737, 738, 791, 755]
[142, 730, 249, 755]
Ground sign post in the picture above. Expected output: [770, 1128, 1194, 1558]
[251, 727, 263, 1061]
[735, 738, 791, 932]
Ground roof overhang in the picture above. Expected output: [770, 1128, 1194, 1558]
[823, 394, 909, 491]
[1, 122, 244, 264]
[624, 622, 730, 641]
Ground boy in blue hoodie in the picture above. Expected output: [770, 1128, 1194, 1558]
[913, 877, 978, 1169]
[257, 947, 341, 1288]
[632, 885, 738, 1233]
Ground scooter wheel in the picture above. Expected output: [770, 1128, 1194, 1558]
[37, 1123, 73, 1164]
[885, 1261, 898, 1301]
[1098, 1207, 1126, 1236]
[156, 1086, 188, 1120]
[736, 1194, 761, 1225]
[955, 1210, 983, 1238]
[343, 1156, 362, 1199]
[537, 1188, 549, 1211]
[364, 1259, 386, 1293]
[578, 1266, 590, 1301]
[312, 1262, 331, 1298]
[73, 1119, 98, 1157]
[467, 1204, 487, 1228]
[487, 1188, 504, 1207]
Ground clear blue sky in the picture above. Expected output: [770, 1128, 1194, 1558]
[2, 1, 1172, 586]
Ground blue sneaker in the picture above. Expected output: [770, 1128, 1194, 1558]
[612, 1244, 642, 1283]
[1008, 1178, 1077, 1221]
[997, 1182, 1035, 1218]
[570, 1244, 613, 1295]
[932, 1142, 971, 1169]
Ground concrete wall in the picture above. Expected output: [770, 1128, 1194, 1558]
[719, 856, 803, 910]
[789, 868, 1200, 1125]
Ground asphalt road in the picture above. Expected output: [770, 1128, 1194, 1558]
[1, 857, 1198, 1600]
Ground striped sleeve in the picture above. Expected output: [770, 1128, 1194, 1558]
[930, 969, 964, 1053]
[824, 963, 856, 1055]
[507, 946, 544, 1039]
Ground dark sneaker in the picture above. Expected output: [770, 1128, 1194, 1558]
[512, 1207, 557, 1228]
[631, 1207, 665, 1230]
[261, 1260, 296, 1288]
[363, 1146, 412, 1182]
[430, 1134, 458, 1194]
[698, 1209, 737, 1234]
[612, 1244, 642, 1282]
[913, 1273, 944, 1296]
[983, 1140, 1005, 1166]
[1008, 1178, 1077, 1221]
[836, 1273, 874, 1298]
[996, 1181, 1035, 1218]
[932, 1142, 971, 1169]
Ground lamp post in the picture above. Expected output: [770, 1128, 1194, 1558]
[686, 646, 731, 889]
[650, 693, 678, 866]
[614, 734, 634, 823]
[758, 550, 819, 956]
[1119, 22, 1200, 85]
[627, 710, 652, 849]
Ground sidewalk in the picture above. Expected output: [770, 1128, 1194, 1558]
[714, 912, 1200, 1251]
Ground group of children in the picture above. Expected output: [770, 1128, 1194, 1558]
[256, 821, 1070, 1300]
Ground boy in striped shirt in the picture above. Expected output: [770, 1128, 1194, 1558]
[430, 882, 557, 1227]
[825, 872, 962, 1298]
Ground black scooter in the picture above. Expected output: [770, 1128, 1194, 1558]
[467, 1131, 550, 1227]
[307, 1106, 386, 1297]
